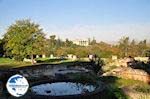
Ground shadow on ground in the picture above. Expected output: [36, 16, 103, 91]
[36, 58, 67, 63]
[129, 62, 150, 75]
[0, 60, 128, 99]
[99, 76, 128, 99]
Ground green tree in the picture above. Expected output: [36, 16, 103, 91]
[48, 35, 57, 54]
[144, 49, 150, 57]
[90, 37, 97, 45]
[49, 35, 56, 46]
[3, 19, 45, 63]
[56, 38, 64, 48]
[0, 39, 4, 57]
[118, 37, 130, 57]
[128, 39, 138, 57]
[65, 38, 73, 47]
[137, 39, 148, 56]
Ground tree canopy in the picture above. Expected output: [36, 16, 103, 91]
[3, 19, 46, 61]
[1, 19, 150, 61]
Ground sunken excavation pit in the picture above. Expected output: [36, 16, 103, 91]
[0, 62, 109, 99]
[30, 79, 105, 99]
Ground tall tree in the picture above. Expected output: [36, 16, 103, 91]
[128, 39, 138, 57]
[0, 39, 4, 57]
[137, 39, 148, 56]
[3, 19, 45, 64]
[65, 38, 73, 47]
[90, 37, 97, 45]
[49, 35, 57, 54]
[56, 38, 64, 48]
[118, 37, 130, 57]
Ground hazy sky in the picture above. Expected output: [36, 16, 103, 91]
[0, 0, 150, 42]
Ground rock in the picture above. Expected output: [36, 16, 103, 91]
[121, 68, 150, 83]
[103, 67, 150, 83]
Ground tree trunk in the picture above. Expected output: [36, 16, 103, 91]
[31, 54, 34, 64]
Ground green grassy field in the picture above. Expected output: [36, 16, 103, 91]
[0, 57, 76, 69]
[0, 57, 31, 69]
[99, 76, 150, 99]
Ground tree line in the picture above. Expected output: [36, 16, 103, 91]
[0, 19, 150, 61]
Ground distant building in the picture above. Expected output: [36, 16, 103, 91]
[73, 39, 89, 46]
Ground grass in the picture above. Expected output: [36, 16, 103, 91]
[102, 65, 118, 72]
[134, 84, 150, 93]
[99, 76, 150, 99]
[0, 57, 31, 69]
[114, 78, 144, 87]
[99, 76, 128, 99]
[0, 57, 83, 69]
[0, 57, 21, 63]
[0, 57, 68, 69]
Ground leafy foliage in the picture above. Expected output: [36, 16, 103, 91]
[118, 37, 149, 58]
[1, 19, 150, 60]
[3, 19, 46, 61]
[0, 39, 4, 57]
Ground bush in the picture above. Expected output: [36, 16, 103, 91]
[13, 55, 24, 61]
[134, 85, 150, 93]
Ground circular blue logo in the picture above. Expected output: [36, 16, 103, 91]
[6, 74, 29, 97]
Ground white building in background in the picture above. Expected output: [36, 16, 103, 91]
[73, 39, 89, 46]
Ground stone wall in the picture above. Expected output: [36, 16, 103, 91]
[134, 57, 149, 62]
[116, 67, 150, 83]
[0, 62, 96, 82]
[103, 67, 150, 83]
[106, 57, 149, 68]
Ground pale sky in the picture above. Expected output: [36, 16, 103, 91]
[0, 0, 150, 42]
